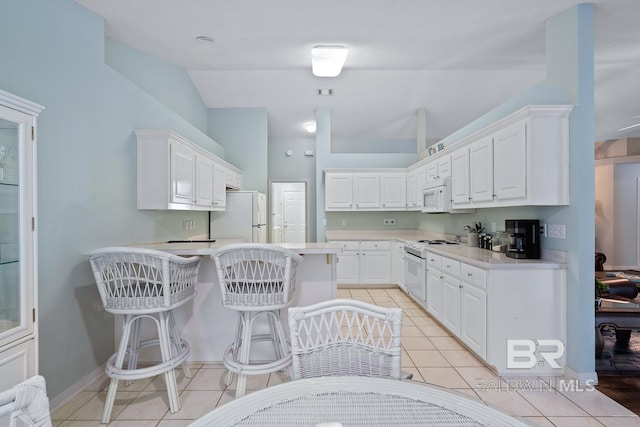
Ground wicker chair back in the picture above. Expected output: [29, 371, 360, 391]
[289, 299, 403, 380]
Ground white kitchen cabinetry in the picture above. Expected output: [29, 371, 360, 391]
[136, 130, 242, 211]
[353, 174, 380, 209]
[380, 173, 406, 209]
[0, 90, 42, 391]
[325, 172, 380, 210]
[425, 253, 443, 320]
[391, 241, 405, 289]
[459, 263, 487, 359]
[406, 170, 418, 209]
[450, 105, 572, 209]
[425, 248, 564, 376]
[360, 241, 391, 284]
[332, 240, 391, 285]
[450, 147, 470, 204]
[212, 163, 227, 209]
[426, 155, 451, 183]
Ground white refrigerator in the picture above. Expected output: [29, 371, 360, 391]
[210, 191, 267, 243]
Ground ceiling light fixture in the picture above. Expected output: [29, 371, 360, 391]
[311, 45, 348, 77]
[304, 122, 317, 133]
[196, 36, 215, 43]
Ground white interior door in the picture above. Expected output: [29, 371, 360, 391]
[283, 189, 306, 243]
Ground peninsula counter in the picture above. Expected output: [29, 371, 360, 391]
[128, 241, 342, 362]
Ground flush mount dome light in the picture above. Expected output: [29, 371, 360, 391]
[311, 45, 348, 77]
[304, 121, 317, 133]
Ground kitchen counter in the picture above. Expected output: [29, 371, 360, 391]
[132, 240, 342, 256]
[326, 229, 567, 269]
[125, 240, 341, 362]
[425, 245, 566, 269]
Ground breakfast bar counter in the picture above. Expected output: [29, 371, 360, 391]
[127, 241, 342, 362]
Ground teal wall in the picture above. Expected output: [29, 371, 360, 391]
[105, 40, 210, 138]
[268, 138, 317, 241]
[208, 108, 268, 193]
[0, 0, 230, 397]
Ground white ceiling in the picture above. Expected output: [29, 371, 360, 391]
[74, 0, 640, 142]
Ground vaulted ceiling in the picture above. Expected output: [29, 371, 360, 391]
[74, 0, 640, 143]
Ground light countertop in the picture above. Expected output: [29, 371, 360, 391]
[326, 229, 566, 269]
[130, 240, 342, 256]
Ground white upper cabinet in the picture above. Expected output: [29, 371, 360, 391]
[426, 155, 451, 183]
[492, 120, 526, 201]
[450, 105, 572, 208]
[325, 173, 355, 209]
[406, 170, 418, 209]
[137, 130, 242, 211]
[353, 174, 380, 209]
[380, 173, 406, 209]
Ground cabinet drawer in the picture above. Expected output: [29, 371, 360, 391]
[360, 241, 390, 251]
[441, 257, 461, 277]
[461, 263, 487, 289]
[332, 241, 360, 251]
[426, 252, 441, 269]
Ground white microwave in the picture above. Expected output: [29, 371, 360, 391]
[422, 178, 451, 213]
[422, 177, 475, 214]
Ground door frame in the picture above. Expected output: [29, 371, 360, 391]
[269, 180, 308, 243]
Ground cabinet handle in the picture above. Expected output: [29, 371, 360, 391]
[459, 284, 463, 289]
[467, 273, 473, 277]
[468, 197, 472, 200]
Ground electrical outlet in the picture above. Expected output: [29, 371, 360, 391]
[541, 224, 547, 237]
[547, 224, 565, 239]
[383, 218, 396, 225]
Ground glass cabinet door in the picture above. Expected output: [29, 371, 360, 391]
[0, 107, 35, 350]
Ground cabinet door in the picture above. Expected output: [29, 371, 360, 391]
[380, 173, 406, 209]
[391, 242, 405, 288]
[195, 154, 214, 207]
[426, 267, 442, 320]
[460, 284, 487, 359]
[416, 166, 427, 208]
[212, 163, 227, 209]
[337, 251, 359, 284]
[437, 156, 451, 179]
[425, 161, 438, 183]
[493, 120, 526, 201]
[354, 174, 380, 209]
[0, 340, 36, 392]
[325, 173, 353, 209]
[450, 148, 470, 204]
[406, 171, 417, 209]
[170, 142, 196, 205]
[440, 274, 461, 336]
[360, 251, 391, 284]
[469, 136, 494, 203]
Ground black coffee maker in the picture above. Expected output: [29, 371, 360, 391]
[505, 219, 540, 259]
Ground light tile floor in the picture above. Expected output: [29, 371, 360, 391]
[52, 287, 640, 426]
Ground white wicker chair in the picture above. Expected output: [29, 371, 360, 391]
[88, 247, 201, 424]
[0, 375, 51, 427]
[213, 243, 303, 398]
[288, 299, 403, 380]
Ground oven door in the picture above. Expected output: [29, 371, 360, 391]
[403, 251, 426, 303]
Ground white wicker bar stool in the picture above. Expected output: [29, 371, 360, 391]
[288, 299, 403, 380]
[213, 243, 303, 397]
[88, 247, 201, 424]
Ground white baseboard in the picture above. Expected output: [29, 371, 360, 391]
[564, 366, 598, 386]
[49, 364, 107, 412]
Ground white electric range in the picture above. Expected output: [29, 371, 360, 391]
[403, 239, 460, 304]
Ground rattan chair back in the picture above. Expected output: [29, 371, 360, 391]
[88, 247, 201, 315]
[289, 299, 403, 380]
[0, 376, 51, 427]
[213, 243, 303, 312]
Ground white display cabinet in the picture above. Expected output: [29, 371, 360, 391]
[0, 90, 43, 391]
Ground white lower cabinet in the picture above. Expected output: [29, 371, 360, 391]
[391, 241, 405, 289]
[427, 250, 564, 376]
[0, 339, 36, 391]
[332, 240, 391, 285]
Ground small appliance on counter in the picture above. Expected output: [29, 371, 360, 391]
[505, 219, 540, 259]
